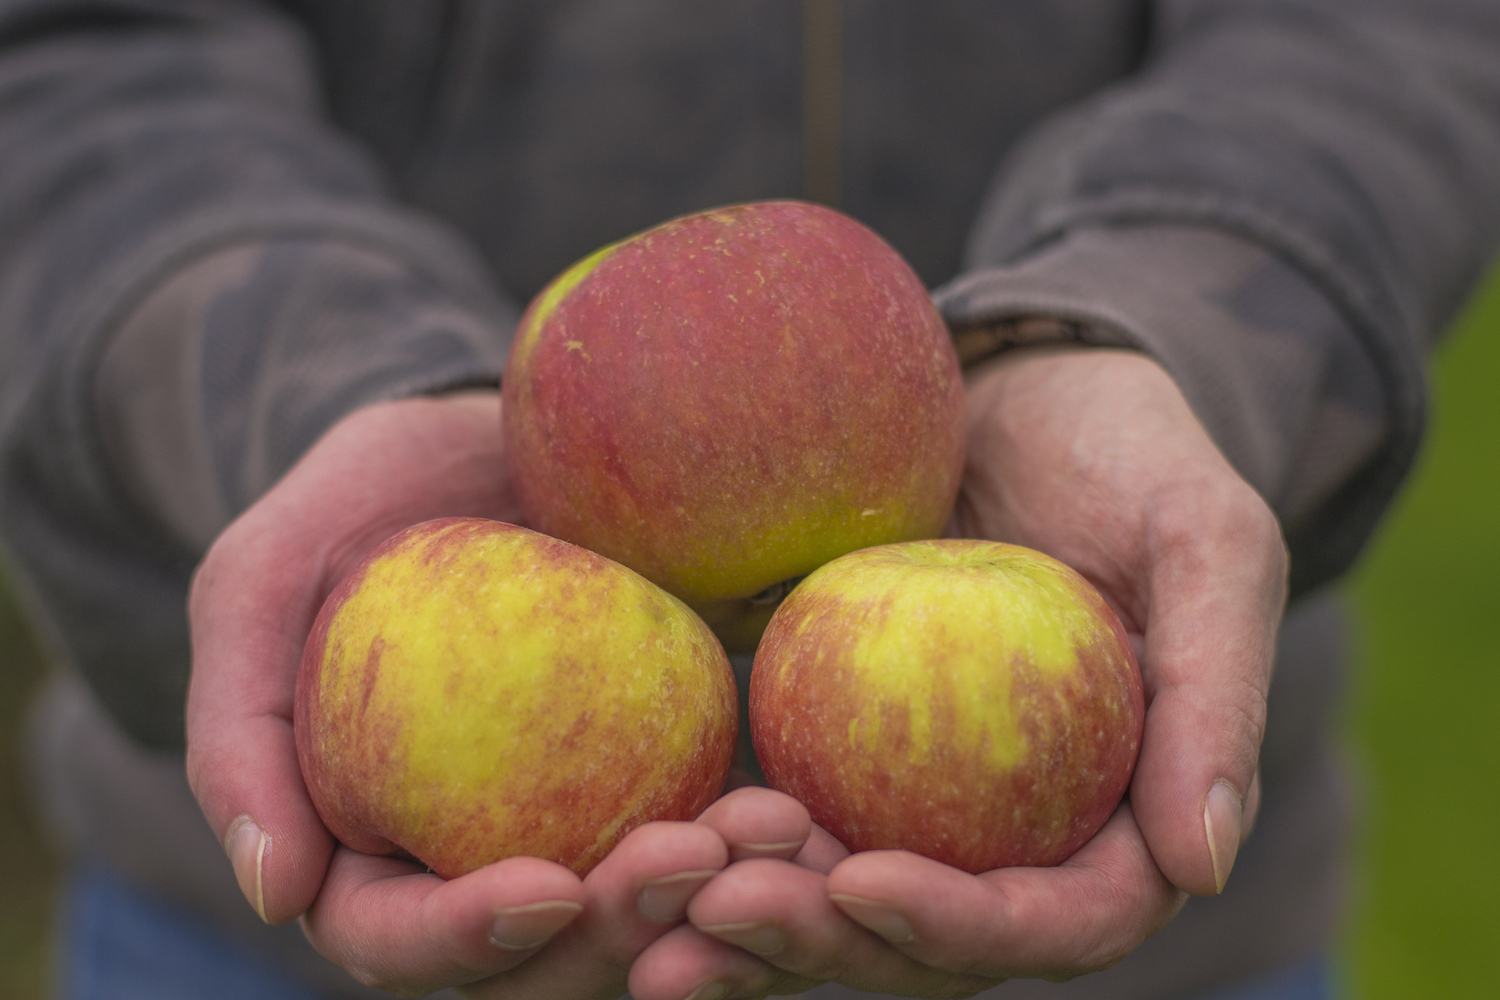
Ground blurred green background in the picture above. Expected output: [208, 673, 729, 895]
[0, 551, 53, 999]
[0, 267, 1497, 998]
[1338, 260, 1500, 1000]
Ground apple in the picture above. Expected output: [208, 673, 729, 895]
[502, 201, 965, 652]
[750, 539, 1144, 873]
[295, 517, 737, 879]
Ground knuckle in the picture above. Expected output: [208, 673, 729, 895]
[1152, 475, 1281, 554]
[1202, 674, 1269, 758]
[1226, 684, 1268, 738]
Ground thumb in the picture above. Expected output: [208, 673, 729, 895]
[183, 394, 513, 922]
[1128, 482, 1286, 896]
[185, 522, 338, 923]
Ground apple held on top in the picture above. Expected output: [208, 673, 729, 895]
[501, 200, 968, 654]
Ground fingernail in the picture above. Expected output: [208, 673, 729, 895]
[1204, 780, 1243, 894]
[686, 982, 730, 1000]
[224, 815, 267, 922]
[699, 921, 786, 956]
[488, 900, 584, 950]
[829, 894, 915, 945]
[638, 869, 718, 922]
[728, 840, 804, 861]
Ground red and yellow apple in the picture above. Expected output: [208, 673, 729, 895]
[750, 539, 1143, 873]
[295, 517, 737, 879]
[502, 201, 965, 652]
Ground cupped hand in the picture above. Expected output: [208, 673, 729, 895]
[630, 345, 1288, 998]
[298, 789, 808, 998]
[184, 392, 814, 996]
[954, 346, 1286, 899]
[631, 798, 1177, 999]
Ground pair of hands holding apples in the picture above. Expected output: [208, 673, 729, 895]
[185, 340, 1287, 999]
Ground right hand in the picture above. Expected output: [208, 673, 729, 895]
[185, 392, 808, 996]
[626, 347, 1287, 999]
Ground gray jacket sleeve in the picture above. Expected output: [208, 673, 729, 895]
[942, 0, 1500, 596]
[0, 0, 513, 748]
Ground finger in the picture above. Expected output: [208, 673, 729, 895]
[1129, 480, 1286, 896]
[592, 820, 729, 934]
[825, 802, 1184, 982]
[694, 787, 810, 862]
[629, 923, 824, 1000]
[687, 859, 998, 997]
[301, 849, 586, 996]
[186, 526, 336, 924]
[463, 820, 730, 1000]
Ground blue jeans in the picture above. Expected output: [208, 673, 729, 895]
[57, 863, 323, 1000]
[56, 863, 1336, 1000]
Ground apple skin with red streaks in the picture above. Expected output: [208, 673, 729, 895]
[502, 201, 965, 653]
[751, 539, 1144, 874]
[296, 517, 737, 879]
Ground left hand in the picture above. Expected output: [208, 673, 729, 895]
[626, 346, 1287, 998]
[184, 392, 811, 998]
